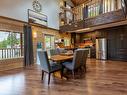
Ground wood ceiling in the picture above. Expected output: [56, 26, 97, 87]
[71, 0, 89, 6]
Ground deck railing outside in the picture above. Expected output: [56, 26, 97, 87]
[0, 48, 23, 59]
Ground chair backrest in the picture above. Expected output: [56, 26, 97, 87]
[82, 50, 88, 65]
[50, 49, 64, 56]
[54, 48, 67, 55]
[72, 50, 83, 69]
[50, 49, 57, 56]
[77, 49, 88, 65]
[58, 48, 67, 53]
[38, 50, 50, 72]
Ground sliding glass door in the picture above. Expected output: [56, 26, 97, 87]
[44, 35, 55, 50]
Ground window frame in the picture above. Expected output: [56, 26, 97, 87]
[0, 30, 24, 60]
[44, 34, 55, 50]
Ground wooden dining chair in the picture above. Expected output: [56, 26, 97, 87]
[38, 50, 62, 85]
[50, 49, 58, 56]
[81, 50, 88, 72]
[62, 50, 83, 79]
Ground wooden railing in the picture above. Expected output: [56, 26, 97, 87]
[60, 0, 124, 26]
[73, 0, 122, 21]
[60, 9, 125, 32]
[0, 48, 23, 59]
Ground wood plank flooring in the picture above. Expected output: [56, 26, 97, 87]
[0, 59, 127, 95]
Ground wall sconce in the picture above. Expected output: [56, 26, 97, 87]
[33, 31, 37, 38]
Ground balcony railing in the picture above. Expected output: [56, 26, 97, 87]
[0, 48, 23, 59]
[60, 0, 125, 26]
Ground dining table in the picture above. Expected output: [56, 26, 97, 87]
[50, 54, 73, 62]
[50, 54, 73, 80]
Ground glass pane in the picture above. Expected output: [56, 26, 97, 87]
[0, 32, 9, 49]
[50, 36, 55, 49]
[45, 36, 51, 49]
[64, 39, 70, 46]
[45, 35, 55, 50]
[0, 31, 23, 59]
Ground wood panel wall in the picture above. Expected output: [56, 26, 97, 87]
[0, 20, 24, 71]
[0, 17, 71, 71]
[80, 25, 127, 61]
[32, 26, 71, 63]
[0, 58, 23, 71]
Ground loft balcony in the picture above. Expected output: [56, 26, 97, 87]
[60, 9, 126, 32]
[60, 0, 127, 32]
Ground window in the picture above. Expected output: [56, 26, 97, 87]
[66, 4, 73, 24]
[88, 2, 100, 17]
[73, 5, 84, 21]
[73, 0, 122, 19]
[87, 0, 122, 17]
[44, 35, 55, 50]
[64, 39, 70, 46]
[0, 31, 23, 60]
[103, 0, 122, 13]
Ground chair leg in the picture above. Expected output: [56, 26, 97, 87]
[61, 66, 64, 79]
[72, 70, 75, 79]
[79, 67, 82, 77]
[84, 64, 86, 73]
[79, 66, 82, 72]
[41, 71, 44, 80]
[48, 73, 51, 85]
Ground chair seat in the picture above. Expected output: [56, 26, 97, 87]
[50, 62, 62, 72]
[62, 62, 73, 70]
[38, 50, 63, 85]
[49, 59, 60, 64]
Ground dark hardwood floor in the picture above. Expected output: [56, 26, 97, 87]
[0, 59, 127, 95]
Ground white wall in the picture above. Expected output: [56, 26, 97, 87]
[0, 0, 60, 29]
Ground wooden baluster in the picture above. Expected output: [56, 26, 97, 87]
[14, 48, 15, 57]
[12, 48, 13, 58]
[19, 48, 21, 57]
[5, 49, 6, 59]
[2, 49, 3, 59]
[7, 49, 8, 58]
[10, 48, 11, 58]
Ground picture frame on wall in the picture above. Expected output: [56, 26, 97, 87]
[28, 9, 48, 27]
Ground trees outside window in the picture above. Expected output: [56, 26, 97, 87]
[0, 31, 23, 59]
